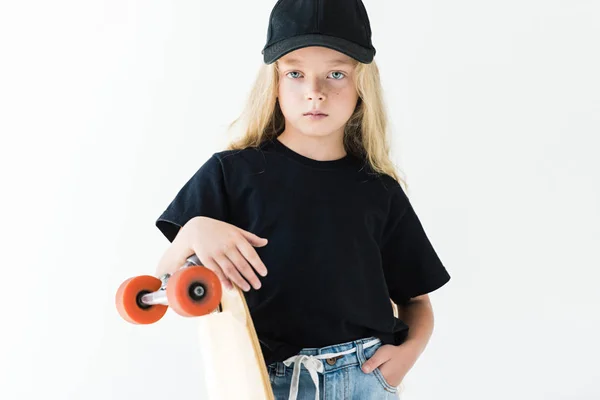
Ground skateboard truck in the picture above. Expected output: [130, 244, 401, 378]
[115, 254, 223, 324]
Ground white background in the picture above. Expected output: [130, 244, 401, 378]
[1, 1, 599, 399]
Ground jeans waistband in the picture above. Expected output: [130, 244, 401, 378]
[269, 336, 381, 375]
[272, 337, 381, 400]
[294, 336, 380, 357]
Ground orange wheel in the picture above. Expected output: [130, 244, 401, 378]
[166, 266, 222, 317]
[115, 275, 168, 324]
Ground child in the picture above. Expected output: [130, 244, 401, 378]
[154, 0, 451, 399]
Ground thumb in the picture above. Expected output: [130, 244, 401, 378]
[362, 353, 384, 374]
[154, 237, 189, 278]
[239, 229, 268, 246]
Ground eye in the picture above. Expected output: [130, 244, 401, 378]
[284, 71, 346, 80]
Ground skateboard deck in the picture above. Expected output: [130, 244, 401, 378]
[115, 254, 274, 400]
[197, 283, 274, 399]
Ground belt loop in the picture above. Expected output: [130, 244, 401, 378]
[356, 340, 366, 364]
[276, 361, 285, 377]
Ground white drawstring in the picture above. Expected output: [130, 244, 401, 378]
[282, 355, 324, 400]
[281, 338, 380, 400]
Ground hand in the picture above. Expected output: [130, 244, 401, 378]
[361, 343, 420, 388]
[155, 216, 269, 292]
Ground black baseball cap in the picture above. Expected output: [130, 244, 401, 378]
[261, 0, 377, 65]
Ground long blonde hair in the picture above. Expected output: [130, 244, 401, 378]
[224, 59, 407, 192]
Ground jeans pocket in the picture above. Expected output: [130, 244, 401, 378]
[362, 342, 398, 393]
[373, 367, 399, 393]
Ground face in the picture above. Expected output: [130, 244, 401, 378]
[276, 46, 359, 141]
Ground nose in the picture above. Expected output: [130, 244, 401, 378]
[305, 78, 326, 101]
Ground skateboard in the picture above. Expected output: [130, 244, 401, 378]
[115, 254, 275, 400]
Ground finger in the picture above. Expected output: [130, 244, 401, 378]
[225, 247, 262, 290]
[236, 239, 268, 277]
[214, 252, 251, 292]
[201, 256, 233, 291]
[238, 228, 269, 247]
[362, 350, 390, 374]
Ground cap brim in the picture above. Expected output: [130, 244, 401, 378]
[262, 34, 375, 64]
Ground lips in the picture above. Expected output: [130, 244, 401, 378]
[304, 111, 327, 116]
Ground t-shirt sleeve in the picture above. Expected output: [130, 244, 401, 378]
[155, 154, 230, 243]
[381, 186, 451, 306]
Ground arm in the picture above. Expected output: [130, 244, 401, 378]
[396, 294, 434, 358]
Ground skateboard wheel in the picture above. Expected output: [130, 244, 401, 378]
[116, 275, 168, 324]
[166, 266, 222, 317]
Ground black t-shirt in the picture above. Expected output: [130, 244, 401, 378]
[155, 137, 451, 367]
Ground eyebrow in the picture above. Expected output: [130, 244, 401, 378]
[280, 57, 353, 67]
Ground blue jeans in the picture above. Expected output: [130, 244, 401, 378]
[267, 337, 401, 400]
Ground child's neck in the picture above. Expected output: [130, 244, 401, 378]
[277, 130, 347, 162]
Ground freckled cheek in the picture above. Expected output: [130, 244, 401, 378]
[331, 83, 356, 98]
[332, 86, 358, 108]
